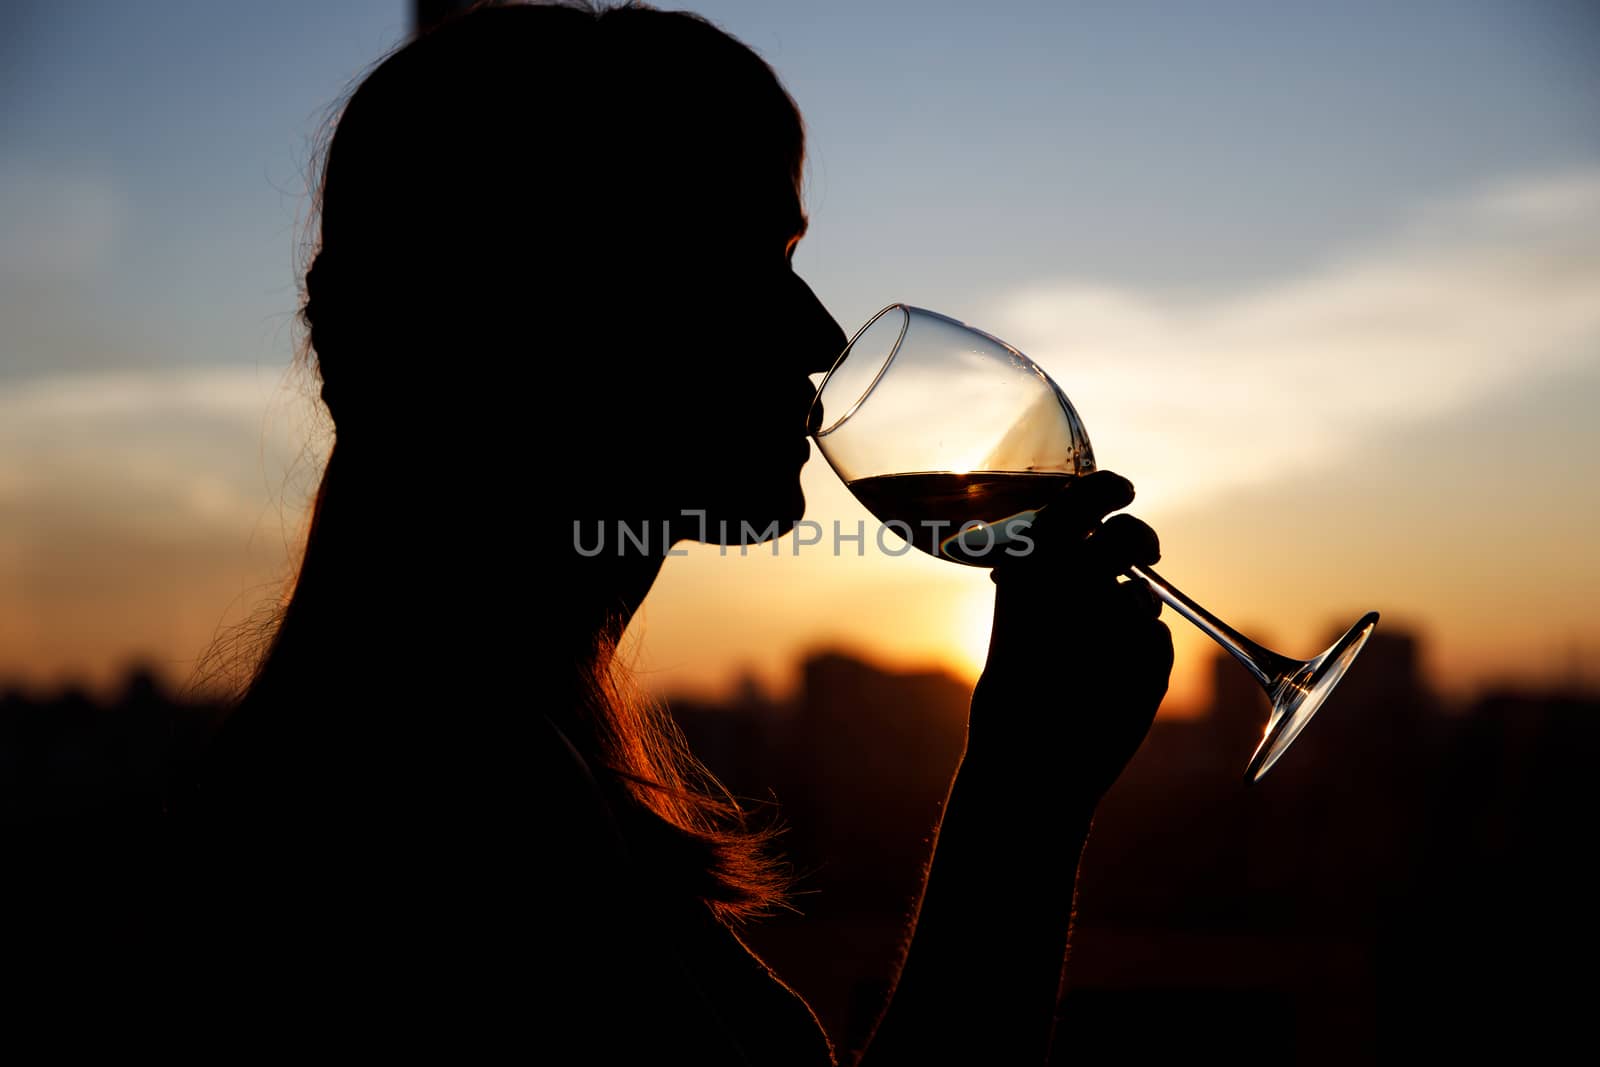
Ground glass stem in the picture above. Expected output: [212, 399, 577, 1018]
[1128, 564, 1301, 692]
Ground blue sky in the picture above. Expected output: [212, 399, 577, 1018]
[5, 1, 1597, 374]
[2, 1, 1598, 697]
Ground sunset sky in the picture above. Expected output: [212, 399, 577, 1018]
[3, 1, 1597, 713]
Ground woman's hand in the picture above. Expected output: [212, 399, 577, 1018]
[861, 471, 1172, 1063]
[968, 470, 1174, 810]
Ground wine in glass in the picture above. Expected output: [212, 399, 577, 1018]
[809, 304, 1378, 783]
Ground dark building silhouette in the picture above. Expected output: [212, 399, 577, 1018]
[671, 629, 1594, 1060]
[2, 630, 1594, 1060]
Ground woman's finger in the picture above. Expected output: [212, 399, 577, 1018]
[1116, 576, 1163, 619]
[1030, 471, 1134, 542]
[1087, 513, 1161, 572]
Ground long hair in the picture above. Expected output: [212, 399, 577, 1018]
[578, 628, 792, 920]
[208, 2, 801, 922]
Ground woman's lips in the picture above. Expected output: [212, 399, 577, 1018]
[803, 381, 823, 436]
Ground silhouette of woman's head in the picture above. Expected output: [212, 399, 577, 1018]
[209, 3, 831, 923]
[302, 2, 845, 541]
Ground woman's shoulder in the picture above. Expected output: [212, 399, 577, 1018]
[535, 716, 835, 1063]
[690, 913, 841, 1067]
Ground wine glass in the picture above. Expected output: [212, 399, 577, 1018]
[809, 304, 1379, 783]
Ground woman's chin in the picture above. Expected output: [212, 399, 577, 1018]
[694, 488, 807, 546]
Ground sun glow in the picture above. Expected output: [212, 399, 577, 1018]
[954, 584, 996, 679]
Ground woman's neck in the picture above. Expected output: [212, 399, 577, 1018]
[557, 540, 670, 659]
[559, 497, 701, 660]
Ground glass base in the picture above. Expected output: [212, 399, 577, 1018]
[1245, 611, 1381, 784]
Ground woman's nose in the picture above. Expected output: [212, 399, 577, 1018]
[789, 271, 848, 376]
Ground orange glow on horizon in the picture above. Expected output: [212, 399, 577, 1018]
[4, 163, 1600, 710]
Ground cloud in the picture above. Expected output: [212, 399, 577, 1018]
[0, 365, 285, 422]
[0, 363, 325, 687]
[982, 170, 1600, 512]
[0, 364, 323, 534]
